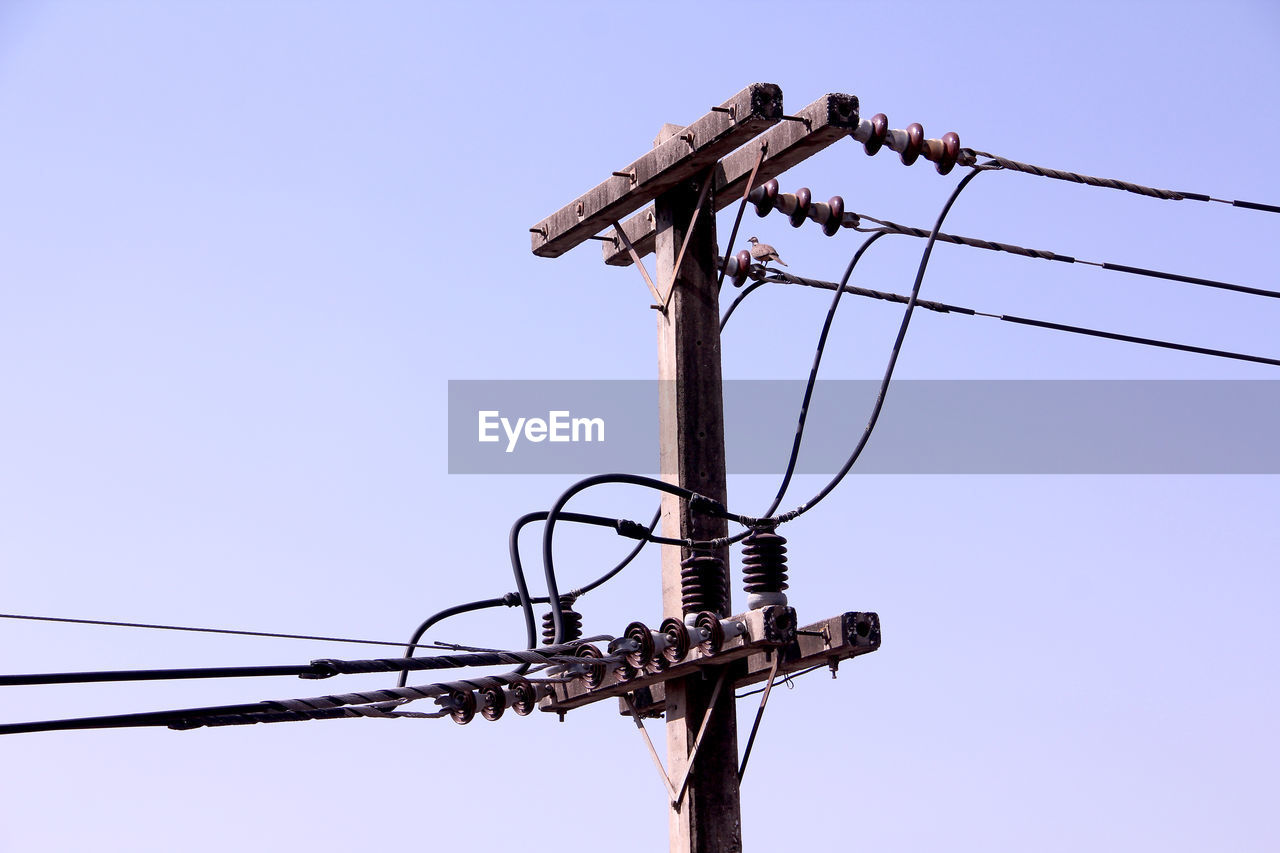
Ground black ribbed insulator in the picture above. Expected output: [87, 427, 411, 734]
[742, 529, 789, 600]
[542, 596, 582, 645]
[680, 553, 727, 615]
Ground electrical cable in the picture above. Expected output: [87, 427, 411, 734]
[0, 668, 571, 735]
[0, 638, 615, 688]
[765, 165, 992, 528]
[541, 473, 737, 645]
[394, 508, 662, 687]
[756, 267, 1280, 368]
[735, 663, 826, 698]
[966, 148, 1280, 213]
[855, 213, 1280, 301]
[0, 612, 453, 651]
[762, 231, 888, 518]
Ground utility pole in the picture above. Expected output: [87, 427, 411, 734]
[652, 127, 739, 851]
[530, 84, 877, 853]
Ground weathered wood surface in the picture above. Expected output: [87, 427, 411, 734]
[656, 165, 739, 853]
[601, 93, 859, 266]
[529, 83, 782, 259]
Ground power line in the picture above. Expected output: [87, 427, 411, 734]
[966, 148, 1280, 213]
[0, 612, 458, 651]
[854, 214, 1280, 301]
[765, 165, 993, 529]
[0, 638, 614, 689]
[759, 268, 1280, 368]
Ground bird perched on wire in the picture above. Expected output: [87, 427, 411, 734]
[748, 236, 787, 268]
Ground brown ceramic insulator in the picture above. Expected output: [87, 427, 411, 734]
[901, 123, 924, 166]
[509, 677, 538, 716]
[864, 113, 888, 155]
[824, 196, 845, 236]
[936, 131, 960, 175]
[479, 687, 506, 722]
[789, 187, 812, 228]
[732, 248, 752, 287]
[754, 178, 780, 217]
[574, 644, 606, 689]
[693, 611, 725, 656]
[622, 621, 656, 671]
[660, 617, 691, 664]
[447, 689, 476, 725]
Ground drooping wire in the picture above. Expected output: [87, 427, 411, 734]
[0, 654, 608, 736]
[0, 612, 454, 652]
[855, 213, 1280, 301]
[541, 474, 737, 645]
[395, 264, 781, 682]
[394, 507, 663, 687]
[0, 638, 615, 688]
[766, 165, 992, 527]
[761, 231, 888, 518]
[755, 266, 1280, 368]
[966, 148, 1280, 213]
[499, 507, 659, 680]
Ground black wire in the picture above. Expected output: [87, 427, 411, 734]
[769, 166, 991, 527]
[992, 313, 1280, 367]
[856, 214, 1280, 301]
[762, 231, 888, 518]
[395, 597, 516, 688]
[719, 279, 771, 330]
[0, 612, 448, 651]
[1, 664, 314, 687]
[761, 267, 1280, 368]
[541, 473, 726, 645]
[968, 149, 1280, 213]
[735, 663, 825, 698]
[397, 278, 766, 683]
[501, 507, 658, 678]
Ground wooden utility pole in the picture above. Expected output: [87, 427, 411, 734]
[530, 84, 877, 853]
[652, 137, 739, 852]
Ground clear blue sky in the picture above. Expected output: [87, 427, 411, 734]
[1, 2, 1277, 851]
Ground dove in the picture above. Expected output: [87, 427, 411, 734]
[747, 236, 787, 268]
